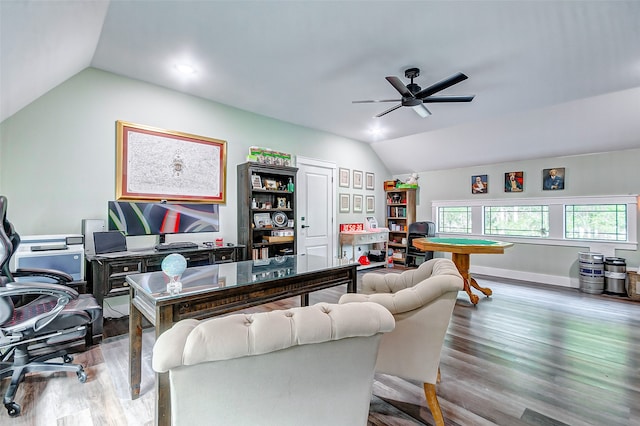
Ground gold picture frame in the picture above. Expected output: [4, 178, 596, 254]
[116, 120, 227, 203]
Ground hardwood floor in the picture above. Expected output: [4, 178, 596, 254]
[2, 271, 639, 425]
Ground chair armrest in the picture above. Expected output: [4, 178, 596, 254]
[13, 267, 73, 283]
[1, 282, 78, 333]
[340, 274, 463, 315]
[5, 281, 79, 299]
[361, 258, 441, 294]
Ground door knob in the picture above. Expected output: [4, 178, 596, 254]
[301, 225, 310, 228]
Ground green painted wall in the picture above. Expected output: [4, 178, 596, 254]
[0, 68, 390, 241]
[407, 149, 640, 276]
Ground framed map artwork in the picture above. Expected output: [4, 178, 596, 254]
[116, 121, 227, 203]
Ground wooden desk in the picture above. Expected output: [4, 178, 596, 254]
[126, 254, 357, 426]
[412, 237, 513, 305]
[86, 244, 244, 343]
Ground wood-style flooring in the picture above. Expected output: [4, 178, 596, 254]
[1, 271, 639, 425]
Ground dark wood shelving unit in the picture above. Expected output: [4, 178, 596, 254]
[237, 162, 298, 260]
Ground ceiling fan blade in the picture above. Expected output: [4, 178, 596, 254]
[414, 72, 468, 99]
[375, 104, 403, 118]
[352, 99, 401, 104]
[412, 104, 431, 118]
[386, 76, 414, 98]
[422, 95, 475, 103]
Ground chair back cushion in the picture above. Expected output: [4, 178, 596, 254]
[152, 302, 395, 425]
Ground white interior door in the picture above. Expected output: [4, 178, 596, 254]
[296, 157, 335, 263]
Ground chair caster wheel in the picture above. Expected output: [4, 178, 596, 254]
[5, 402, 21, 417]
[63, 354, 74, 363]
[77, 369, 87, 383]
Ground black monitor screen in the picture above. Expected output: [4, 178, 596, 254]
[94, 231, 127, 254]
[108, 201, 219, 236]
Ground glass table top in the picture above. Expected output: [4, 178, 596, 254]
[126, 254, 355, 302]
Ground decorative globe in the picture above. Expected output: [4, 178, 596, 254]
[161, 253, 187, 278]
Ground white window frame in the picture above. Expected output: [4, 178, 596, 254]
[432, 195, 638, 251]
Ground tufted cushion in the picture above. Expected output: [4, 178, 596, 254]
[153, 301, 395, 372]
[339, 258, 463, 315]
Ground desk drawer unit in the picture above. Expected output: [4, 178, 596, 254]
[213, 248, 236, 263]
[106, 260, 142, 295]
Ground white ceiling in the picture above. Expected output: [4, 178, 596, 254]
[2, 1, 639, 175]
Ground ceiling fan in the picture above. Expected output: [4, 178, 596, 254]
[353, 67, 475, 118]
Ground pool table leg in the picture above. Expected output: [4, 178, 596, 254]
[451, 253, 492, 305]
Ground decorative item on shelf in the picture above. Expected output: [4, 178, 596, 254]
[251, 175, 263, 189]
[264, 179, 278, 190]
[277, 197, 287, 208]
[161, 253, 187, 295]
[287, 178, 295, 192]
[397, 172, 419, 188]
[247, 146, 292, 166]
[272, 212, 288, 227]
[253, 212, 272, 228]
[340, 223, 364, 232]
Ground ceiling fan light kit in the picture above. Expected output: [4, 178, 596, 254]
[353, 67, 475, 118]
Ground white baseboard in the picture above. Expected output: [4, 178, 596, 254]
[470, 265, 580, 289]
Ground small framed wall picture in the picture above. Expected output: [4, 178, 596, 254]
[504, 171, 524, 192]
[471, 174, 488, 194]
[366, 195, 375, 213]
[251, 174, 263, 189]
[339, 193, 350, 213]
[353, 170, 363, 189]
[353, 194, 363, 213]
[543, 167, 565, 190]
[339, 168, 350, 188]
[365, 172, 375, 190]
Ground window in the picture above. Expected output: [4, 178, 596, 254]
[565, 204, 627, 241]
[432, 195, 637, 249]
[485, 205, 549, 237]
[438, 206, 472, 233]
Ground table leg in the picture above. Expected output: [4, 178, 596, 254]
[129, 295, 142, 400]
[451, 253, 489, 305]
[155, 306, 174, 426]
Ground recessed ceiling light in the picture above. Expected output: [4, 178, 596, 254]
[174, 63, 196, 75]
[369, 127, 383, 138]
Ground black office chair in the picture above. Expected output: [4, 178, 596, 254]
[406, 221, 436, 267]
[0, 196, 101, 417]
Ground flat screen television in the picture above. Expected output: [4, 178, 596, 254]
[108, 201, 219, 236]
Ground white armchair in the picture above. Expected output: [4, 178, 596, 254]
[152, 302, 395, 426]
[339, 258, 463, 426]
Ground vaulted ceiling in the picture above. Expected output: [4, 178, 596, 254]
[2, 1, 639, 174]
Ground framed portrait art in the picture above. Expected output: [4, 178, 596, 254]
[338, 168, 350, 188]
[353, 194, 363, 213]
[543, 167, 565, 190]
[116, 121, 227, 203]
[471, 174, 488, 194]
[339, 193, 350, 213]
[504, 171, 524, 192]
[353, 170, 363, 189]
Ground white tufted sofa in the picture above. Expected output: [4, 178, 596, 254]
[339, 258, 463, 426]
[152, 301, 395, 426]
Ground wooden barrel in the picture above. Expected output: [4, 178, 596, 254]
[578, 252, 604, 294]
